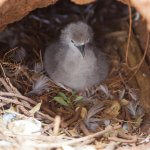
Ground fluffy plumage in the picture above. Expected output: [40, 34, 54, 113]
[44, 21, 109, 91]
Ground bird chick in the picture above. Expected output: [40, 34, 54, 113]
[44, 21, 109, 91]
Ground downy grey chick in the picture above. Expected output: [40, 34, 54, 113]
[44, 21, 109, 91]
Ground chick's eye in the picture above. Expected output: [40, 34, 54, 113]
[71, 40, 74, 43]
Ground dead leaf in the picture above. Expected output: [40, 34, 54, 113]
[104, 101, 121, 118]
[120, 99, 129, 106]
[29, 102, 42, 114]
[80, 107, 87, 119]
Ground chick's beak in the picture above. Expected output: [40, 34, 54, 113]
[76, 45, 85, 57]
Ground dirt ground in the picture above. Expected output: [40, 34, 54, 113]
[0, 0, 150, 149]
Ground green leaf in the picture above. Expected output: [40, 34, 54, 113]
[58, 92, 68, 100]
[54, 96, 69, 106]
[75, 96, 83, 101]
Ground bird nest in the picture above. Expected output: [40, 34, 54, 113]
[0, 0, 150, 150]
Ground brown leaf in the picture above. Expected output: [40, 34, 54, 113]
[104, 101, 121, 118]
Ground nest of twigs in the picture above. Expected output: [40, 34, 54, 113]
[0, 0, 150, 150]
